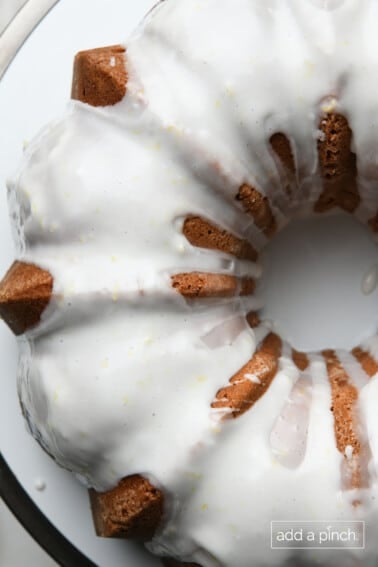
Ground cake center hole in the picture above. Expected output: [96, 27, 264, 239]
[258, 212, 378, 352]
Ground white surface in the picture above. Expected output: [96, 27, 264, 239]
[0, 1, 160, 566]
[0, 501, 57, 567]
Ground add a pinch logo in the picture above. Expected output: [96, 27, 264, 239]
[271, 521, 365, 550]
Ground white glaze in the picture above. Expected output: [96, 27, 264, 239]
[6, 1, 378, 566]
[362, 264, 378, 295]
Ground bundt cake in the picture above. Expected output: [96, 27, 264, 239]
[1, 0, 378, 566]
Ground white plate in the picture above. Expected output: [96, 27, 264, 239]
[0, 1, 161, 565]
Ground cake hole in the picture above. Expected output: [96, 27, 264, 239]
[258, 212, 378, 352]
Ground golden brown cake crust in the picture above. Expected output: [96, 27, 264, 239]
[270, 132, 296, 174]
[315, 113, 360, 214]
[352, 347, 378, 378]
[292, 349, 310, 372]
[0, 261, 53, 335]
[246, 311, 261, 328]
[212, 333, 282, 419]
[89, 474, 164, 540]
[183, 216, 258, 261]
[236, 184, 277, 238]
[323, 349, 368, 491]
[71, 45, 127, 107]
[171, 273, 255, 299]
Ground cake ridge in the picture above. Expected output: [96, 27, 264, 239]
[323, 349, 371, 494]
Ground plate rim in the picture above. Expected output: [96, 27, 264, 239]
[0, 453, 96, 567]
[0, 0, 60, 79]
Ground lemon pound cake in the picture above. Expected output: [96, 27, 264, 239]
[1, 1, 378, 566]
